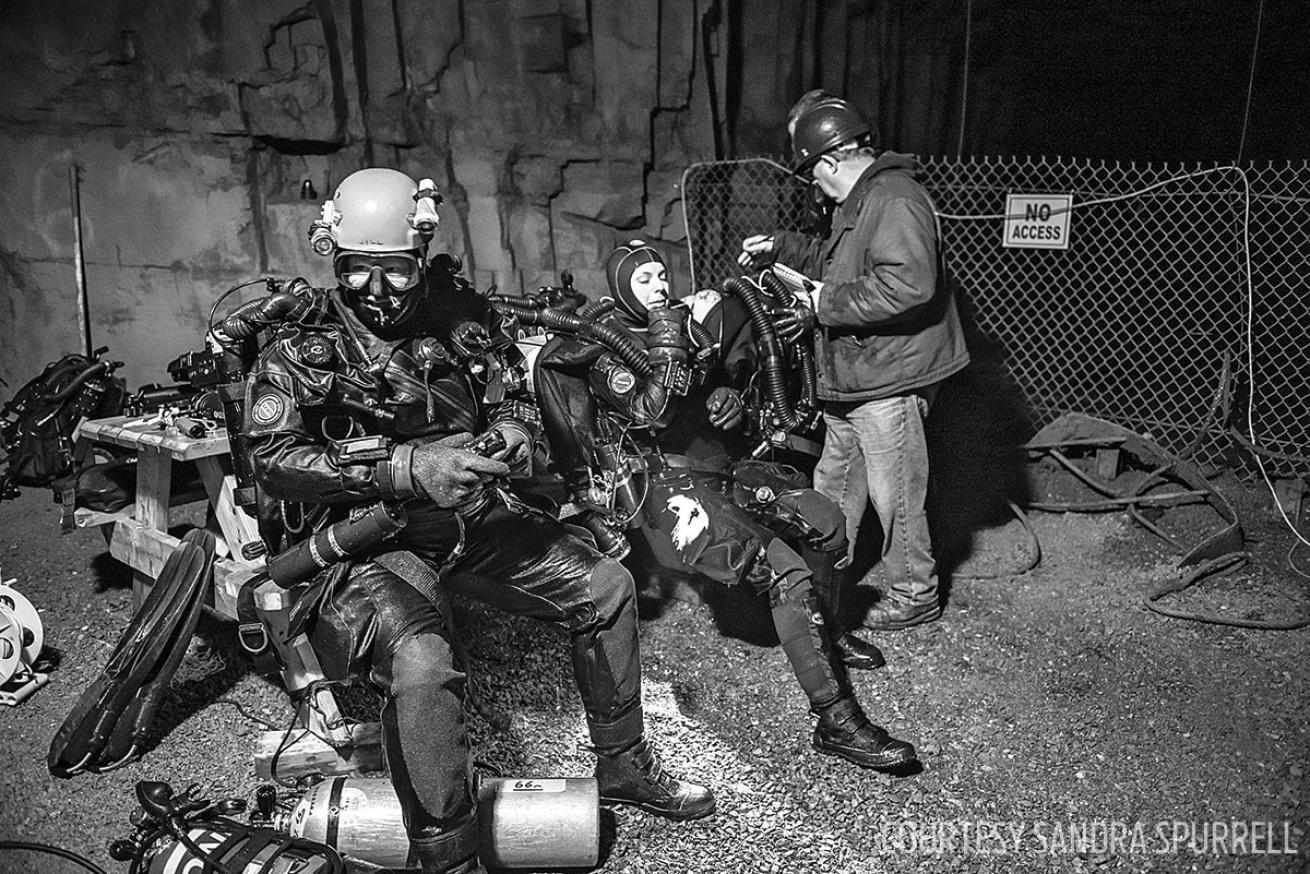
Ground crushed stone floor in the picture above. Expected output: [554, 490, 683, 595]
[0, 469, 1307, 873]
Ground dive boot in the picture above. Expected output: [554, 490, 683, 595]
[595, 737, 716, 821]
[812, 697, 917, 772]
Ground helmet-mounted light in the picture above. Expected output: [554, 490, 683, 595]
[411, 179, 442, 237]
[308, 200, 340, 257]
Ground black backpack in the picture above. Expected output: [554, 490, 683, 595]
[0, 349, 126, 492]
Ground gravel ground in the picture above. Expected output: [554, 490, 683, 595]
[0, 463, 1307, 874]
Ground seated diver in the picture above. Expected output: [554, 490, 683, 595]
[529, 239, 918, 772]
[241, 173, 715, 874]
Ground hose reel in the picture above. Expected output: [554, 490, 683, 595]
[0, 574, 47, 705]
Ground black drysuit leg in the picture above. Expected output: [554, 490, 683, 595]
[759, 538, 844, 710]
[308, 560, 479, 870]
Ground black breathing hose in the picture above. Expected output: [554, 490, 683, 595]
[678, 306, 718, 355]
[219, 279, 315, 340]
[720, 276, 799, 431]
[758, 272, 818, 408]
[490, 297, 654, 377]
[577, 298, 616, 320]
[757, 269, 794, 308]
[39, 360, 120, 403]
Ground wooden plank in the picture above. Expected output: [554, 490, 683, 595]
[1095, 448, 1121, 479]
[74, 507, 131, 529]
[212, 559, 262, 619]
[133, 449, 173, 609]
[253, 720, 383, 780]
[110, 517, 182, 581]
[108, 516, 260, 619]
[195, 456, 261, 556]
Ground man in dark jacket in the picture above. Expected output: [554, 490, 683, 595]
[739, 96, 970, 631]
[244, 170, 714, 874]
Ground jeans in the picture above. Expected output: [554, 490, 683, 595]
[813, 388, 939, 606]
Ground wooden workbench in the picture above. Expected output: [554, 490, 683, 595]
[74, 415, 262, 613]
[72, 414, 381, 777]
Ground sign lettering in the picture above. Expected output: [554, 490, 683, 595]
[1004, 194, 1073, 250]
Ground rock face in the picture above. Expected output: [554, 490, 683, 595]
[0, 0, 726, 394]
[4, 0, 1301, 397]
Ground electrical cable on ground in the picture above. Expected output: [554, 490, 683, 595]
[940, 163, 1310, 616]
[952, 500, 1042, 581]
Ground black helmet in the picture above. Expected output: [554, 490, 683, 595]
[790, 98, 873, 172]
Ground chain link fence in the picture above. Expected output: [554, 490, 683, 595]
[681, 156, 1310, 472]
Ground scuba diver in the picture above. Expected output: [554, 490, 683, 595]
[527, 239, 918, 773]
[241, 172, 715, 874]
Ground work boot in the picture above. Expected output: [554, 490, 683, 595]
[595, 737, 716, 821]
[862, 599, 942, 631]
[803, 544, 885, 670]
[830, 632, 886, 670]
[812, 697, 918, 772]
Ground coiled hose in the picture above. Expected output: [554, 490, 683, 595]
[39, 359, 121, 404]
[720, 276, 799, 431]
[759, 271, 818, 409]
[489, 296, 653, 377]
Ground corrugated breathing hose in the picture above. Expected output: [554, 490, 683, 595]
[758, 271, 818, 409]
[489, 296, 653, 377]
[720, 276, 799, 431]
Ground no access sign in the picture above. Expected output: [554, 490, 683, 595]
[1002, 193, 1073, 249]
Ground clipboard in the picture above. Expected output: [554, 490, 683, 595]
[769, 262, 819, 300]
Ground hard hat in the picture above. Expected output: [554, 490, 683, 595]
[790, 98, 874, 173]
[308, 168, 441, 257]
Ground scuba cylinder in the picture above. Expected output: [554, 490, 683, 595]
[109, 780, 344, 874]
[280, 776, 601, 870]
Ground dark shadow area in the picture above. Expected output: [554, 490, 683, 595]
[695, 577, 777, 648]
[141, 611, 266, 753]
[452, 597, 581, 776]
[928, 293, 1036, 605]
[32, 644, 64, 674]
[927, 348, 1035, 576]
[91, 552, 133, 593]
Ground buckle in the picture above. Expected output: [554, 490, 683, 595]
[660, 361, 692, 396]
[237, 622, 269, 655]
